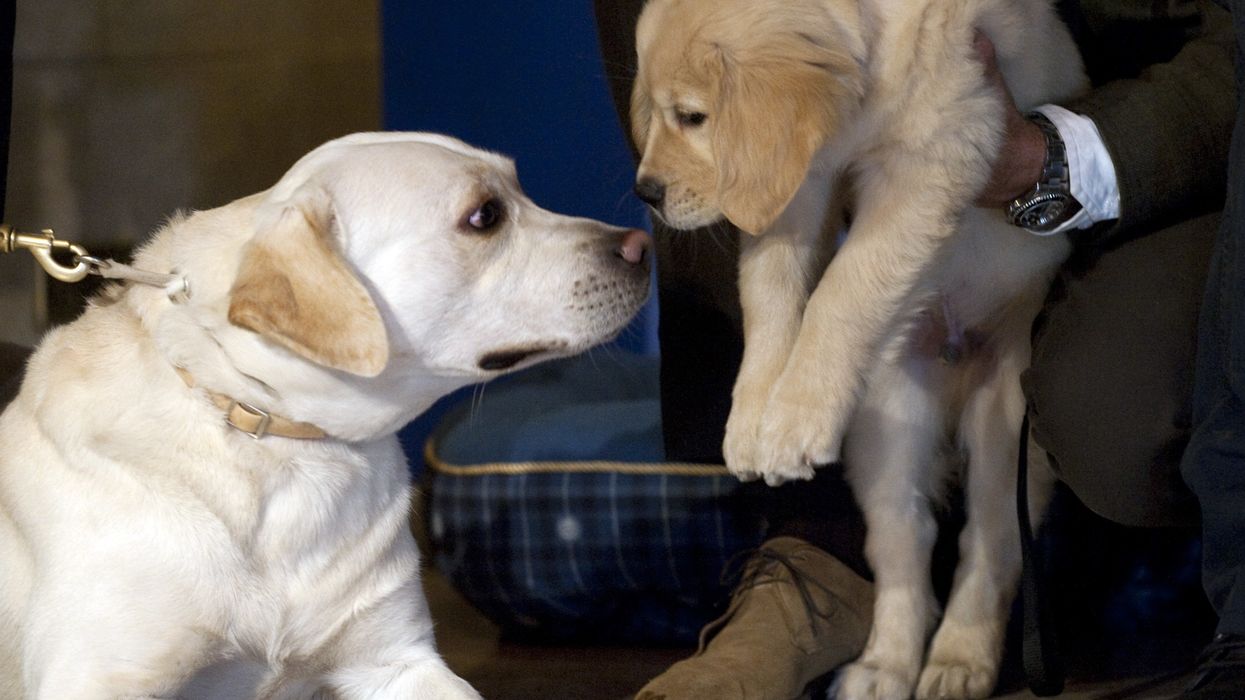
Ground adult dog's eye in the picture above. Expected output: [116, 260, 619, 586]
[467, 199, 504, 231]
[677, 111, 708, 128]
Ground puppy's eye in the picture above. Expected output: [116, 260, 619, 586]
[677, 111, 708, 128]
[467, 199, 504, 231]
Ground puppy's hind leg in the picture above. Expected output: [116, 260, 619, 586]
[917, 339, 1055, 700]
[835, 354, 946, 700]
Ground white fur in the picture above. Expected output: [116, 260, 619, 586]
[633, 1, 1086, 697]
[0, 132, 649, 699]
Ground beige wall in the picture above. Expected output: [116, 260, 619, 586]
[1, 0, 381, 345]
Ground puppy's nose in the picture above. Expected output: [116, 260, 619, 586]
[616, 229, 651, 266]
[634, 179, 666, 207]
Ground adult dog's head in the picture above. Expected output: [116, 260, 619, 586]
[631, 0, 864, 235]
[227, 133, 650, 377]
[142, 133, 650, 439]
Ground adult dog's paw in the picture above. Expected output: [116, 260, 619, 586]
[334, 658, 483, 700]
[833, 660, 915, 700]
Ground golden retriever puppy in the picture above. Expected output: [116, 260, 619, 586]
[632, 0, 1086, 698]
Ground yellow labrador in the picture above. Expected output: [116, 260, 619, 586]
[0, 132, 650, 699]
[631, 1, 1085, 698]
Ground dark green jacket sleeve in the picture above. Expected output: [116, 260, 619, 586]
[1066, 1, 1236, 245]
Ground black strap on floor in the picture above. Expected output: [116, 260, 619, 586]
[1018, 412, 1066, 695]
[0, 1, 28, 408]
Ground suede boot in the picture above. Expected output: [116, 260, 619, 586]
[1185, 633, 1245, 699]
[635, 537, 874, 700]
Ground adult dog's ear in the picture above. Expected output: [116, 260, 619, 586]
[228, 189, 389, 377]
[712, 31, 861, 235]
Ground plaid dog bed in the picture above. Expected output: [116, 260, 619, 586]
[421, 352, 765, 644]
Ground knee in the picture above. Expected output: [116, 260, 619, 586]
[1023, 214, 1217, 527]
[1024, 360, 1198, 528]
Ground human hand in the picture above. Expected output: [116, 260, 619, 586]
[973, 30, 1048, 208]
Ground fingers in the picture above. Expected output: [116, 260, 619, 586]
[970, 29, 1047, 208]
[973, 29, 1008, 99]
[973, 29, 997, 72]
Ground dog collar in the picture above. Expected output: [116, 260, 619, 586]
[175, 367, 327, 440]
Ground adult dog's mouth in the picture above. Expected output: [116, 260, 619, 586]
[477, 346, 550, 371]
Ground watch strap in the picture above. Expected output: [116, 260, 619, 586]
[1029, 112, 1071, 196]
[1006, 111, 1081, 232]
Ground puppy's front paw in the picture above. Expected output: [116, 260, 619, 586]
[723, 400, 765, 481]
[750, 391, 839, 486]
[833, 660, 915, 700]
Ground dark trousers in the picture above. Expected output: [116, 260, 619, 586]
[1024, 215, 1216, 530]
[1180, 5, 1245, 634]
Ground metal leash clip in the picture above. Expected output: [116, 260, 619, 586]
[2, 222, 190, 301]
[1, 223, 92, 283]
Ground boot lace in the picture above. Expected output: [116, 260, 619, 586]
[720, 545, 842, 636]
[1189, 633, 1245, 690]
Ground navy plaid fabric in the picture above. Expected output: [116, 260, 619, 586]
[427, 467, 763, 644]
[422, 353, 765, 644]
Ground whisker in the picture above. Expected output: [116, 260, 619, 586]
[704, 220, 735, 256]
[468, 381, 489, 428]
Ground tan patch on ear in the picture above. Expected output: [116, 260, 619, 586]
[228, 207, 389, 377]
[713, 33, 862, 235]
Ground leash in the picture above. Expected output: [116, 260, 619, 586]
[0, 26, 311, 441]
[1, 223, 189, 300]
[4, 223, 330, 440]
[1018, 411, 1066, 695]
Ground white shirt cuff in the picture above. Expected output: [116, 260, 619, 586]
[1031, 104, 1121, 235]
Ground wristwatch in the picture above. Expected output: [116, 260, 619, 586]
[1006, 112, 1082, 233]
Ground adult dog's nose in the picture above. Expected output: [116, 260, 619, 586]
[633, 179, 666, 207]
[616, 229, 651, 266]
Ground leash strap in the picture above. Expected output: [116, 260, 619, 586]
[1018, 411, 1065, 695]
[83, 255, 190, 300]
[2, 226, 189, 300]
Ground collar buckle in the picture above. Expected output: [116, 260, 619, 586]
[228, 400, 273, 439]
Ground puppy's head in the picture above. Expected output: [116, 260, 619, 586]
[227, 133, 650, 387]
[631, 0, 863, 234]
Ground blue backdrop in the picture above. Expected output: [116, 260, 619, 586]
[381, 1, 657, 472]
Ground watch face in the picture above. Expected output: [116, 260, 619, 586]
[1015, 192, 1082, 233]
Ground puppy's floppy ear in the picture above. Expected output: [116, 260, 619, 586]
[228, 188, 389, 377]
[630, 78, 654, 153]
[712, 32, 861, 235]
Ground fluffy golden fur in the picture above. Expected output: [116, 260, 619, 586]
[633, 1, 1086, 698]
